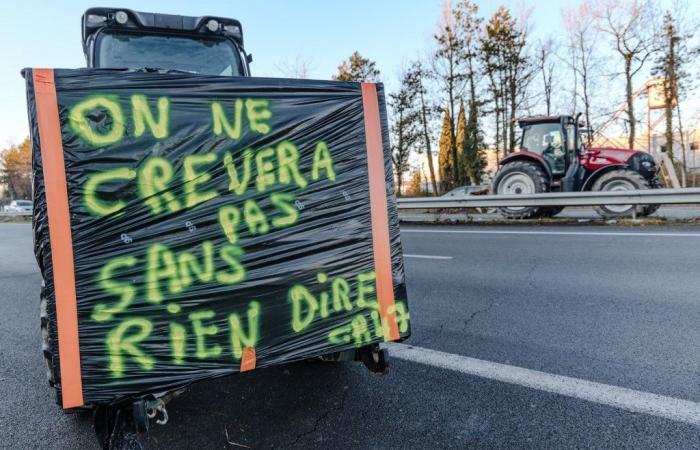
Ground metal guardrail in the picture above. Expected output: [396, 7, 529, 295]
[397, 188, 700, 209]
[0, 211, 32, 216]
[2, 189, 699, 215]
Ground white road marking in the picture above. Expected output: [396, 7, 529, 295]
[403, 254, 453, 260]
[401, 229, 700, 238]
[387, 342, 700, 426]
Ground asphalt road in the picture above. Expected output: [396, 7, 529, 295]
[2, 222, 700, 448]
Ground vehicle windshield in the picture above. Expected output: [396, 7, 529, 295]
[97, 30, 243, 76]
[521, 122, 566, 175]
[15, 201, 31, 207]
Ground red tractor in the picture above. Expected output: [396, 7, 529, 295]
[492, 114, 661, 219]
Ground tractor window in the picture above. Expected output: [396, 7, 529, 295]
[521, 122, 566, 176]
[96, 30, 243, 76]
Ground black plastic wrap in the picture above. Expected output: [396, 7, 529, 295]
[24, 69, 409, 407]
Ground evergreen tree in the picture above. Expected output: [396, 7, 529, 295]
[438, 107, 455, 189]
[454, 101, 468, 184]
[481, 6, 531, 157]
[463, 97, 487, 184]
[333, 51, 380, 82]
[651, 12, 687, 161]
[455, 101, 467, 161]
[659, 13, 679, 161]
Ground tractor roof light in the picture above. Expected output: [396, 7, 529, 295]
[224, 24, 243, 42]
[114, 10, 128, 25]
[86, 14, 107, 24]
[224, 25, 241, 35]
[206, 19, 219, 32]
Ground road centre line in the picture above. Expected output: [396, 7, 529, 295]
[401, 229, 700, 238]
[387, 343, 700, 426]
[403, 254, 453, 260]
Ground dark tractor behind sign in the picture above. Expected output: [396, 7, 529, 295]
[82, 7, 252, 76]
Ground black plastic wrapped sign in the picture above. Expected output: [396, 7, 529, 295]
[24, 68, 409, 408]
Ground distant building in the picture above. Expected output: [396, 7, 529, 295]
[591, 128, 700, 177]
[649, 129, 700, 172]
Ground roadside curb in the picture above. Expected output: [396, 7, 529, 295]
[399, 216, 700, 227]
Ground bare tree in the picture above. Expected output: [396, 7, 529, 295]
[508, 7, 535, 152]
[275, 54, 313, 79]
[389, 70, 420, 195]
[433, 0, 467, 186]
[406, 61, 440, 195]
[563, 0, 600, 144]
[534, 38, 557, 116]
[596, 0, 659, 149]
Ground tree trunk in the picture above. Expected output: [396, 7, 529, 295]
[676, 102, 686, 187]
[625, 56, 635, 149]
[665, 99, 674, 161]
[419, 90, 439, 195]
[509, 75, 517, 152]
[448, 75, 459, 187]
[543, 69, 551, 116]
[501, 95, 508, 158]
[396, 130, 404, 196]
[467, 63, 478, 185]
[501, 73, 508, 158]
[665, 26, 676, 161]
[494, 109, 501, 164]
[488, 74, 501, 164]
[582, 70, 592, 147]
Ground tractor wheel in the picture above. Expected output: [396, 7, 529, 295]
[639, 179, 663, 217]
[537, 206, 565, 218]
[492, 161, 549, 219]
[591, 169, 650, 219]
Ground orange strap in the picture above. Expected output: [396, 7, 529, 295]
[361, 83, 400, 342]
[33, 69, 84, 408]
[240, 347, 256, 372]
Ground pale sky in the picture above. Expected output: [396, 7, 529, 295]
[0, 0, 588, 147]
[1, 0, 696, 148]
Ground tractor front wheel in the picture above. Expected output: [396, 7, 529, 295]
[492, 161, 549, 219]
[639, 179, 664, 217]
[591, 169, 650, 219]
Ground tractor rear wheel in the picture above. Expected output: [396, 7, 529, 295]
[591, 169, 650, 219]
[492, 161, 549, 219]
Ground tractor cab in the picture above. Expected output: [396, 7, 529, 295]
[81, 7, 251, 76]
[517, 115, 582, 189]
